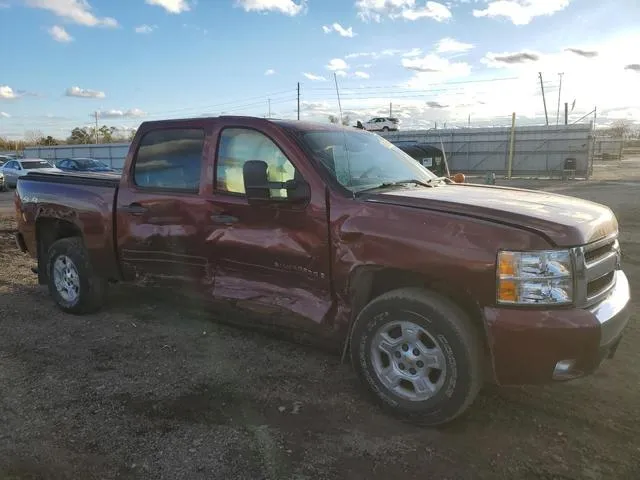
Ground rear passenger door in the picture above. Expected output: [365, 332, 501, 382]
[116, 126, 214, 285]
[207, 125, 334, 330]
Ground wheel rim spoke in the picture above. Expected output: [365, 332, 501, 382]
[370, 318, 447, 402]
[52, 255, 80, 303]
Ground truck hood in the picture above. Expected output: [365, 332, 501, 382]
[366, 183, 617, 247]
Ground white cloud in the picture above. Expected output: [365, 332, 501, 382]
[0, 86, 17, 99]
[25, 0, 118, 27]
[346, 48, 413, 60]
[331, 22, 355, 37]
[402, 54, 472, 87]
[322, 25, 331, 33]
[264, 68, 276, 75]
[303, 72, 327, 81]
[356, 0, 451, 23]
[473, 0, 570, 25]
[145, 0, 190, 14]
[402, 48, 423, 58]
[335, 70, 348, 77]
[135, 24, 156, 34]
[354, 71, 370, 79]
[436, 37, 474, 54]
[48, 25, 73, 42]
[481, 50, 540, 67]
[0, 112, 10, 118]
[65, 86, 105, 98]
[235, 0, 306, 16]
[97, 108, 145, 118]
[326, 58, 349, 71]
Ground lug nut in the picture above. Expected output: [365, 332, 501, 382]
[398, 363, 405, 370]
[402, 344, 409, 352]
[409, 368, 417, 375]
[416, 360, 424, 368]
[394, 351, 401, 359]
[413, 348, 420, 356]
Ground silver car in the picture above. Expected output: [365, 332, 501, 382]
[1, 158, 62, 188]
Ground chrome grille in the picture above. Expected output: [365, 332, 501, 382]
[573, 235, 620, 307]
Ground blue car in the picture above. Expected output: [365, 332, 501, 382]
[55, 157, 115, 173]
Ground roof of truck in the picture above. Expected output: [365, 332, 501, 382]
[138, 116, 360, 133]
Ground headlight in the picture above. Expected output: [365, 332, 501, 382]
[497, 250, 573, 305]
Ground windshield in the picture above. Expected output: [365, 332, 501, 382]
[21, 160, 52, 169]
[298, 130, 437, 193]
[75, 159, 108, 169]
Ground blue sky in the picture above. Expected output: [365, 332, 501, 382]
[1, 0, 639, 139]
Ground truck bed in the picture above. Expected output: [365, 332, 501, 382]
[16, 170, 122, 282]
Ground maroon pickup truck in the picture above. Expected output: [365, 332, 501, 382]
[14, 116, 631, 425]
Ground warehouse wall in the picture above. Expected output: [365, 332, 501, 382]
[382, 124, 594, 177]
[23, 143, 130, 170]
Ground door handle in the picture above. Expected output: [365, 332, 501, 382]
[120, 203, 148, 215]
[210, 214, 239, 225]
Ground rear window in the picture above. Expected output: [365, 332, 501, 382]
[22, 160, 51, 169]
[133, 128, 204, 192]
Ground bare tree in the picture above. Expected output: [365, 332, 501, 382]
[609, 119, 633, 138]
[24, 129, 45, 146]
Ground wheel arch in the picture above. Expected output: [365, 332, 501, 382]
[35, 217, 84, 284]
[344, 265, 492, 376]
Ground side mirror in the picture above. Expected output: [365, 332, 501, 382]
[242, 160, 310, 205]
[243, 160, 270, 202]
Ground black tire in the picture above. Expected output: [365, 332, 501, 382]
[350, 287, 483, 426]
[382, 126, 390, 132]
[46, 237, 107, 314]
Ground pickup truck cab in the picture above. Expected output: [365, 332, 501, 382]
[14, 116, 631, 425]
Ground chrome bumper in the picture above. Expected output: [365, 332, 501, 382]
[590, 270, 631, 347]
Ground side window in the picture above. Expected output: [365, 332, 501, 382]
[133, 128, 204, 192]
[216, 128, 298, 199]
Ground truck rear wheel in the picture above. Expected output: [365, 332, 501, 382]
[350, 288, 483, 426]
[47, 237, 106, 314]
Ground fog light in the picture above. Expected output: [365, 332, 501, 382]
[553, 359, 579, 380]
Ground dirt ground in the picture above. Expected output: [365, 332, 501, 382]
[0, 162, 639, 479]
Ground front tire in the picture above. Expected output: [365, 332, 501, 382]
[47, 237, 107, 314]
[350, 288, 483, 426]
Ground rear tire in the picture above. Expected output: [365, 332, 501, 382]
[382, 126, 390, 132]
[47, 237, 106, 314]
[350, 288, 483, 426]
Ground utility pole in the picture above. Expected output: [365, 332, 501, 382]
[297, 82, 300, 121]
[468, 114, 470, 127]
[564, 102, 568, 125]
[556, 72, 564, 126]
[267, 98, 271, 119]
[508, 112, 516, 179]
[333, 73, 343, 124]
[538, 72, 549, 126]
[94, 111, 99, 144]
[389, 102, 392, 117]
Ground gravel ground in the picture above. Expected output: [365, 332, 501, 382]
[0, 175, 639, 479]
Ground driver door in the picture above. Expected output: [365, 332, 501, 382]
[207, 125, 334, 330]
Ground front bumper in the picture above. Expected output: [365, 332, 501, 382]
[484, 271, 631, 385]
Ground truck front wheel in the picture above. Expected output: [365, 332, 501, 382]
[350, 288, 483, 426]
[46, 237, 106, 314]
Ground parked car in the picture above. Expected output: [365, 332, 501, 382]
[362, 117, 399, 132]
[1, 158, 61, 188]
[13, 116, 630, 426]
[0, 154, 16, 166]
[55, 157, 115, 173]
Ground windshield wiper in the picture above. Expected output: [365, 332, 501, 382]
[356, 179, 436, 194]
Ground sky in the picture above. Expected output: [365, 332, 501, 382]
[1, 0, 639, 139]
